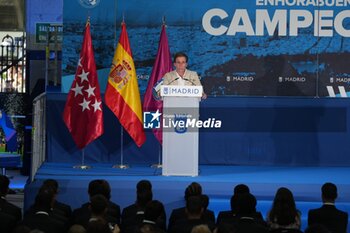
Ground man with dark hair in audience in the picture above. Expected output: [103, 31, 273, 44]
[42, 179, 72, 218]
[86, 218, 120, 233]
[169, 196, 215, 233]
[20, 188, 66, 233]
[230, 193, 268, 233]
[86, 194, 119, 231]
[121, 180, 154, 233]
[72, 179, 121, 227]
[168, 182, 215, 230]
[0, 174, 22, 232]
[217, 183, 264, 225]
[308, 182, 348, 233]
[139, 200, 167, 233]
[25, 185, 70, 229]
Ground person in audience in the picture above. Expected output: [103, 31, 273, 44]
[88, 194, 113, 228]
[20, 188, 66, 233]
[191, 224, 212, 233]
[25, 185, 70, 229]
[214, 223, 236, 233]
[168, 182, 215, 230]
[140, 200, 167, 233]
[231, 193, 268, 233]
[121, 180, 154, 233]
[68, 224, 87, 233]
[0, 174, 22, 233]
[86, 218, 120, 233]
[42, 179, 72, 218]
[72, 179, 121, 227]
[169, 196, 215, 233]
[308, 182, 348, 233]
[267, 187, 301, 231]
[216, 184, 264, 225]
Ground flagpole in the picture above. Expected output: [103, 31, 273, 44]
[150, 18, 167, 169]
[113, 127, 129, 169]
[74, 148, 91, 169]
[151, 143, 162, 168]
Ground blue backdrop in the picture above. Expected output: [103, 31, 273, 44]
[47, 93, 350, 166]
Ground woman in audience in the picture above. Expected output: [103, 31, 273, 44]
[267, 187, 301, 230]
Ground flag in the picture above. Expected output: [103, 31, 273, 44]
[143, 24, 173, 144]
[105, 22, 146, 147]
[63, 20, 104, 149]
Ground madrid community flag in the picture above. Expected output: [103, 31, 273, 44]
[143, 24, 172, 144]
[105, 22, 146, 147]
[63, 20, 104, 149]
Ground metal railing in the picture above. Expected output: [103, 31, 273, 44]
[0, 34, 26, 93]
[30, 92, 46, 181]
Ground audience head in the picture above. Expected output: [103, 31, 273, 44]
[89, 194, 108, 216]
[34, 187, 55, 211]
[269, 187, 298, 226]
[0, 174, 10, 196]
[137, 180, 152, 192]
[136, 180, 153, 207]
[230, 184, 251, 213]
[233, 184, 250, 195]
[215, 223, 236, 233]
[321, 182, 338, 202]
[191, 224, 211, 233]
[144, 200, 165, 223]
[42, 179, 59, 194]
[235, 193, 257, 216]
[68, 225, 87, 233]
[186, 195, 204, 218]
[139, 224, 163, 233]
[137, 189, 153, 207]
[185, 182, 202, 201]
[88, 179, 111, 200]
[86, 219, 111, 233]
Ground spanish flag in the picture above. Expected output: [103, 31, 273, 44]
[105, 22, 146, 147]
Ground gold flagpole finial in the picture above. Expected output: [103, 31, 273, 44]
[122, 12, 125, 25]
[86, 15, 91, 27]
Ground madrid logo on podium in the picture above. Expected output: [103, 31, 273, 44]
[143, 110, 162, 129]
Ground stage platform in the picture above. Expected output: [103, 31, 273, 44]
[24, 163, 350, 231]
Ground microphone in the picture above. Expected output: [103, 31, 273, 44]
[183, 78, 196, 86]
[167, 77, 179, 85]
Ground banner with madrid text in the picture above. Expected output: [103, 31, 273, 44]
[105, 22, 146, 147]
[143, 24, 173, 144]
[63, 20, 104, 149]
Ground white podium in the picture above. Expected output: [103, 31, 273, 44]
[160, 85, 202, 176]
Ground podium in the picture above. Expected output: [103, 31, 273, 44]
[160, 85, 202, 176]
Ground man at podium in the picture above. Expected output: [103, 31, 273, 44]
[163, 52, 207, 99]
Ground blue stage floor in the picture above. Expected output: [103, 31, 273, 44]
[24, 163, 350, 231]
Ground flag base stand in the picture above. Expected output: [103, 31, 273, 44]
[73, 164, 91, 170]
[150, 163, 162, 169]
[112, 164, 129, 169]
